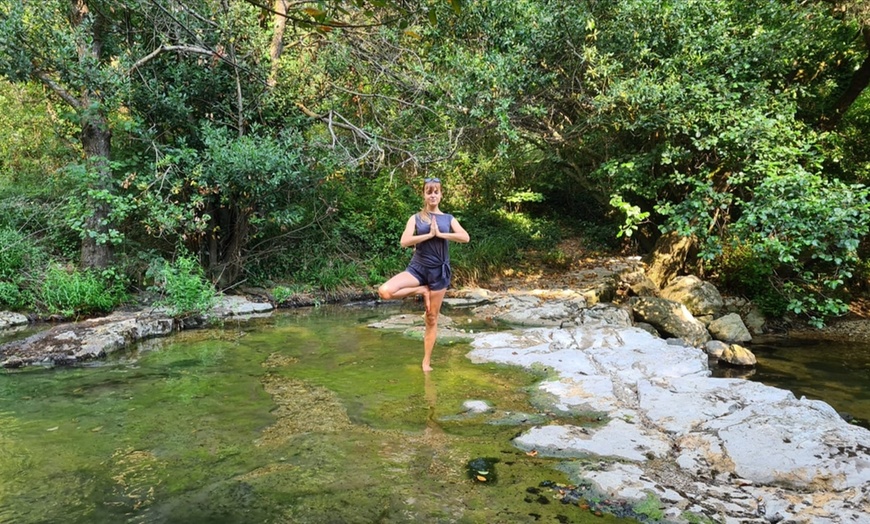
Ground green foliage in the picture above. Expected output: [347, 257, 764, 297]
[451, 209, 560, 284]
[632, 493, 664, 520]
[0, 0, 869, 325]
[0, 228, 41, 280]
[0, 281, 25, 310]
[731, 173, 869, 326]
[610, 194, 650, 238]
[714, 242, 788, 317]
[34, 265, 128, 318]
[834, 89, 870, 184]
[0, 81, 78, 195]
[0, 227, 47, 310]
[271, 284, 312, 303]
[291, 258, 368, 293]
[147, 254, 216, 318]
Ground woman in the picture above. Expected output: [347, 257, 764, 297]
[377, 177, 470, 372]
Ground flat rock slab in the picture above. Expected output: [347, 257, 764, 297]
[0, 311, 29, 330]
[468, 323, 870, 523]
[0, 312, 174, 367]
[0, 296, 275, 368]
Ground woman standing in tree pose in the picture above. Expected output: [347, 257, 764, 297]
[378, 178, 470, 372]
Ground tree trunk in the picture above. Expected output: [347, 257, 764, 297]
[78, 109, 114, 270]
[644, 232, 698, 289]
[268, 0, 288, 87]
[821, 27, 870, 130]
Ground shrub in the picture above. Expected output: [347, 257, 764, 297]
[713, 242, 788, 316]
[35, 265, 128, 318]
[147, 254, 216, 318]
[0, 281, 26, 310]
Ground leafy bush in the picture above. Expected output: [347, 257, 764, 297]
[290, 258, 368, 293]
[0, 226, 51, 311]
[35, 265, 128, 318]
[147, 254, 216, 318]
[271, 284, 312, 303]
[0, 281, 26, 310]
[0, 227, 46, 279]
[713, 242, 789, 317]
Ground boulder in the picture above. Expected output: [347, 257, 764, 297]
[660, 275, 724, 317]
[703, 340, 729, 358]
[0, 312, 175, 367]
[718, 343, 757, 367]
[0, 311, 29, 330]
[629, 297, 711, 347]
[707, 313, 752, 343]
[743, 305, 767, 335]
[473, 294, 587, 327]
[618, 267, 659, 297]
[574, 303, 633, 328]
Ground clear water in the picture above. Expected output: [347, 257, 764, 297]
[714, 336, 870, 429]
[0, 305, 633, 524]
[5, 305, 868, 524]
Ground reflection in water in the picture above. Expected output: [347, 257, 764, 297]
[424, 371, 437, 424]
[712, 336, 870, 429]
[717, 366, 756, 379]
[422, 371, 446, 446]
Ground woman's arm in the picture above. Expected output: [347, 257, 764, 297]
[400, 214, 435, 248]
[436, 217, 470, 243]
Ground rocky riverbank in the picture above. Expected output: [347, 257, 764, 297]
[370, 257, 870, 524]
[2, 256, 870, 523]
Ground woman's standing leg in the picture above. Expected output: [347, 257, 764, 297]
[422, 288, 447, 371]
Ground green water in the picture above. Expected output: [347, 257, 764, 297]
[0, 306, 635, 524]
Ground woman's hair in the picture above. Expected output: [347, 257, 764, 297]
[419, 178, 441, 223]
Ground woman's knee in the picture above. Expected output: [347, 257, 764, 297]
[377, 284, 392, 300]
[424, 309, 439, 326]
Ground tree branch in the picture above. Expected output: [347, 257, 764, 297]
[128, 44, 217, 73]
[34, 71, 82, 109]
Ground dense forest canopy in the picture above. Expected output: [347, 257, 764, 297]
[0, 0, 869, 326]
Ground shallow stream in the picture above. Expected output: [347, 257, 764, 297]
[0, 306, 634, 524]
[2, 305, 868, 523]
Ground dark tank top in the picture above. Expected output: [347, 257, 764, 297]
[410, 213, 453, 269]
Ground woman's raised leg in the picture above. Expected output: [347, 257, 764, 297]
[378, 271, 431, 311]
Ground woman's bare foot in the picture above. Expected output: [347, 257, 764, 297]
[422, 361, 433, 372]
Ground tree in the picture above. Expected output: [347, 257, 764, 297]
[0, 0, 428, 276]
[408, 0, 870, 323]
[0, 1, 235, 269]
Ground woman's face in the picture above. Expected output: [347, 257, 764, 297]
[423, 183, 442, 207]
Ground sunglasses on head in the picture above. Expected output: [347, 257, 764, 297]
[424, 177, 441, 183]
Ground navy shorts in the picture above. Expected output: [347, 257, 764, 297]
[406, 262, 451, 291]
